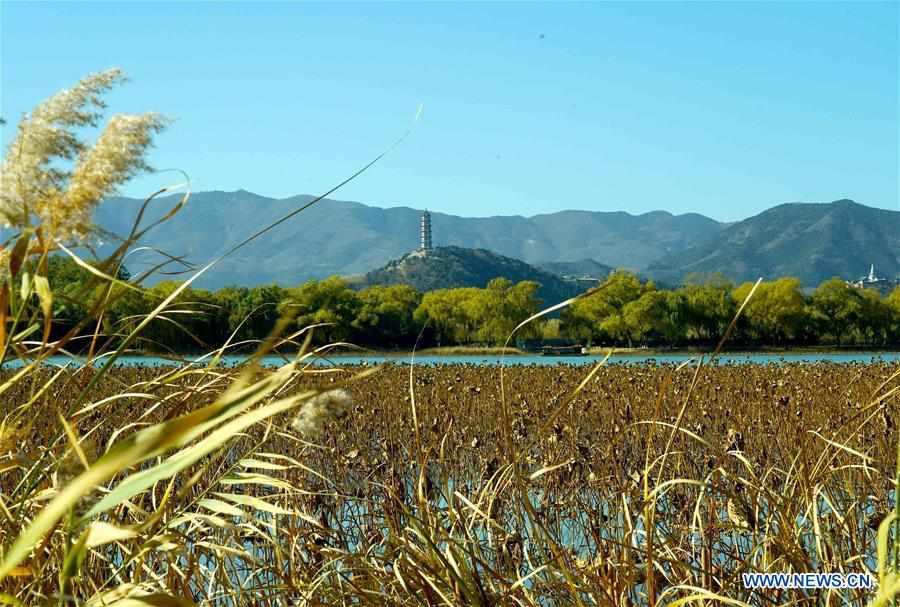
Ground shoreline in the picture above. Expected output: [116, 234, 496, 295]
[333, 345, 900, 357]
[81, 345, 900, 359]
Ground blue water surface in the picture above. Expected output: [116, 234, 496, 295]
[6, 351, 900, 368]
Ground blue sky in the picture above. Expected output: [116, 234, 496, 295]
[2, 1, 897, 221]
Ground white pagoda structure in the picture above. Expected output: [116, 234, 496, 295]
[849, 264, 897, 294]
[419, 210, 433, 251]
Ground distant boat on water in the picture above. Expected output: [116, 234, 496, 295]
[519, 338, 588, 356]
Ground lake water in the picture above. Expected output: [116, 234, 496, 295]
[8, 351, 900, 368]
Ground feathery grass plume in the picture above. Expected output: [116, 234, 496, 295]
[0, 68, 166, 248]
[291, 388, 352, 437]
[50, 113, 167, 242]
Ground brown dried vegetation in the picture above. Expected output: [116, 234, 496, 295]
[2, 361, 897, 605]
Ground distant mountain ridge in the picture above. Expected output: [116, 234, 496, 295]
[646, 199, 900, 286]
[92, 191, 898, 289]
[355, 246, 584, 304]
[94, 190, 724, 289]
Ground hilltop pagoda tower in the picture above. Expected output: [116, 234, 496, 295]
[419, 210, 433, 251]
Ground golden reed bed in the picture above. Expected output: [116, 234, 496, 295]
[2, 361, 896, 605]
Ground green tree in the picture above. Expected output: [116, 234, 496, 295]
[856, 288, 891, 346]
[104, 284, 151, 344]
[617, 290, 686, 345]
[353, 284, 422, 346]
[562, 270, 650, 342]
[215, 284, 286, 344]
[732, 278, 806, 344]
[135, 281, 222, 351]
[472, 278, 542, 344]
[214, 286, 251, 338]
[810, 278, 864, 345]
[280, 277, 361, 344]
[886, 287, 900, 343]
[47, 255, 93, 289]
[678, 274, 735, 342]
[44, 256, 133, 327]
[414, 287, 488, 345]
[540, 318, 562, 340]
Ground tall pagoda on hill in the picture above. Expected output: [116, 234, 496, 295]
[419, 210, 433, 252]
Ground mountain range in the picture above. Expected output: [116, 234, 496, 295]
[647, 199, 900, 286]
[93, 191, 898, 289]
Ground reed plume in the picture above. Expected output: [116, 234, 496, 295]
[0, 68, 166, 261]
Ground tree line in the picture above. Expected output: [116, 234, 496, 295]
[563, 272, 900, 347]
[43, 258, 900, 352]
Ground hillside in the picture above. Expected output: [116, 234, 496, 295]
[356, 246, 585, 305]
[93, 190, 723, 288]
[646, 200, 900, 286]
